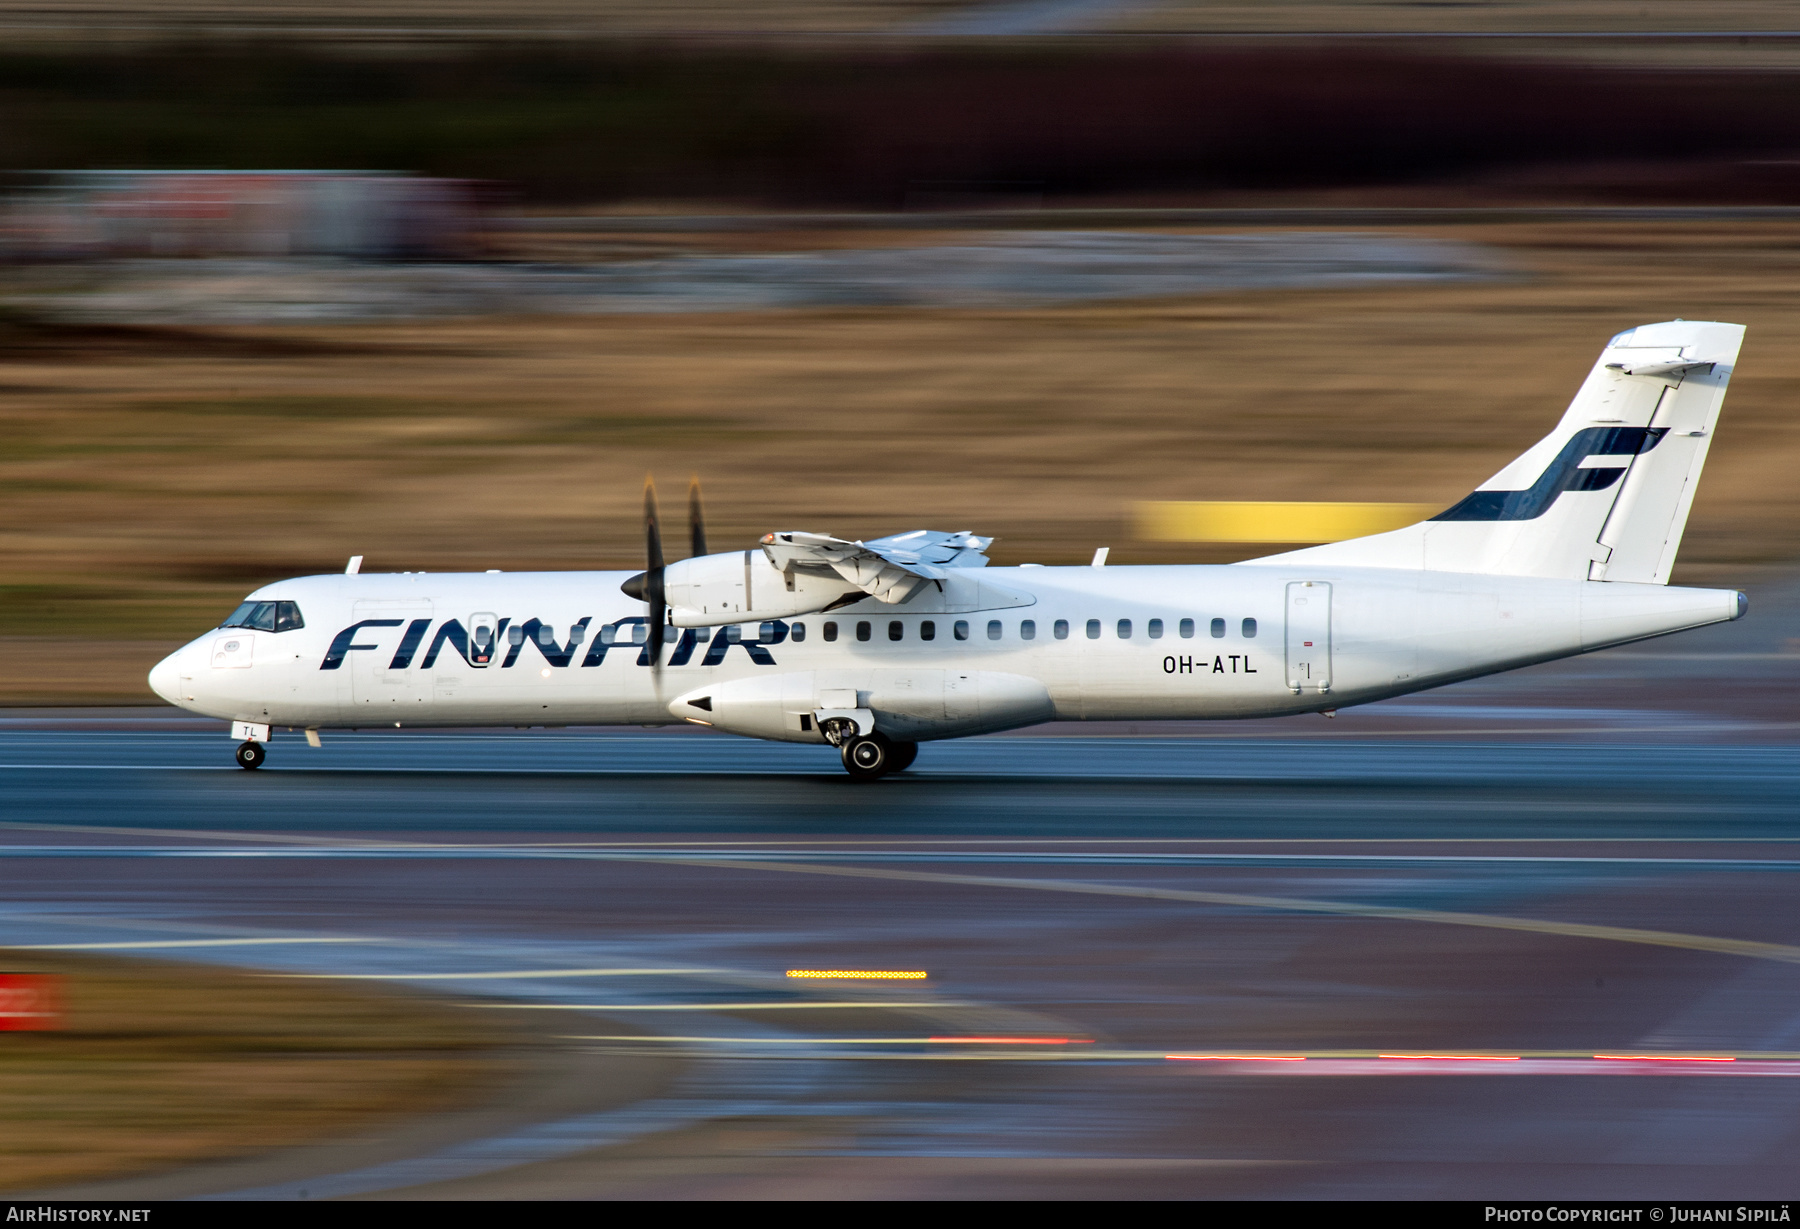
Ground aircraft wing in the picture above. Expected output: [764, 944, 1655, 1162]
[760, 529, 993, 605]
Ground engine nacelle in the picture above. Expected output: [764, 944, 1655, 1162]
[663, 550, 857, 628]
[668, 669, 1056, 743]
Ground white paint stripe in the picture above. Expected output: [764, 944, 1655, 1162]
[5, 843, 1800, 870]
[271, 968, 714, 980]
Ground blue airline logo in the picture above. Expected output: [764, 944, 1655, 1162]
[1433, 426, 1668, 522]
[321, 616, 787, 671]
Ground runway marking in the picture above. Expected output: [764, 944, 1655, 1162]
[1377, 1053, 1521, 1061]
[1593, 1053, 1736, 1062]
[564, 1034, 979, 1045]
[671, 857, 1800, 966]
[7, 842, 1800, 872]
[1168, 1054, 1307, 1062]
[472, 1001, 960, 1011]
[269, 968, 716, 981]
[12, 937, 374, 951]
[556, 1036, 1800, 1073]
[13, 823, 1800, 852]
[930, 1036, 1087, 1045]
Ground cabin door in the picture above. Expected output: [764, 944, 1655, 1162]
[1284, 582, 1332, 695]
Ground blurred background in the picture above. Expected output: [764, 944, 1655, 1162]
[7, 3, 1800, 699]
[10, 3, 1800, 1202]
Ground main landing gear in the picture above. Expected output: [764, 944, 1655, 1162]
[234, 741, 266, 770]
[839, 732, 918, 781]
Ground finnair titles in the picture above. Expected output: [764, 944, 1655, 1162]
[150, 320, 1749, 778]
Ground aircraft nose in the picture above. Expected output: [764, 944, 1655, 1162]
[148, 650, 183, 704]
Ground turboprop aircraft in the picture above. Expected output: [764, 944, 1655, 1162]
[149, 319, 1749, 779]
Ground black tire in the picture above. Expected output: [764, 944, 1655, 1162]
[841, 732, 893, 781]
[235, 741, 266, 770]
[888, 741, 919, 773]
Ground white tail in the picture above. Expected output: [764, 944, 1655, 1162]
[1248, 320, 1743, 583]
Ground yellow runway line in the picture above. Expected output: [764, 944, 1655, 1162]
[1136, 500, 1437, 543]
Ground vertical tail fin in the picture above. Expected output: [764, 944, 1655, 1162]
[1246, 321, 1743, 582]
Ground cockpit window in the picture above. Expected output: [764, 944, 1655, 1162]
[220, 600, 304, 632]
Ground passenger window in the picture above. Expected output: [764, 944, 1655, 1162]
[1117, 619, 1132, 639]
[724, 625, 741, 642]
[954, 620, 970, 641]
[508, 625, 526, 646]
[694, 627, 711, 642]
[598, 625, 616, 645]
[1179, 618, 1195, 638]
[568, 624, 584, 644]
[537, 624, 556, 645]
[920, 621, 936, 641]
[759, 621, 776, 640]
[1242, 617, 1258, 638]
[791, 622, 806, 642]
[856, 621, 872, 642]
[1210, 618, 1226, 639]
[889, 620, 904, 641]
[1086, 619, 1101, 639]
[823, 621, 838, 642]
[274, 601, 305, 632]
[474, 625, 495, 648]
[1054, 619, 1069, 639]
[1020, 619, 1036, 640]
[987, 619, 1002, 640]
[1147, 618, 1163, 639]
[630, 624, 647, 645]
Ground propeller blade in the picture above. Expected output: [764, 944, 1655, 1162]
[645, 477, 666, 668]
[688, 476, 707, 559]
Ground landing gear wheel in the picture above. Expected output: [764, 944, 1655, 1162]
[841, 732, 894, 781]
[234, 741, 266, 770]
[887, 741, 918, 773]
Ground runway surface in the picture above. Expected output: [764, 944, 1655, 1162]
[9, 586, 1800, 1198]
[6, 727, 1800, 1196]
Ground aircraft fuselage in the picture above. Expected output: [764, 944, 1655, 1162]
[150, 563, 1743, 741]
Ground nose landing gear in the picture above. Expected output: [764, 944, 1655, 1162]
[839, 733, 918, 781]
[234, 741, 266, 770]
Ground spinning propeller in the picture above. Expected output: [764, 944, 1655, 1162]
[620, 476, 708, 669]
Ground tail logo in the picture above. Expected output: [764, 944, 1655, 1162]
[1433, 427, 1668, 522]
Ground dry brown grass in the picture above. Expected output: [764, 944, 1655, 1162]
[0, 950, 514, 1192]
[4, 219, 1800, 700]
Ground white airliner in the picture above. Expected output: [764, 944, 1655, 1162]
[150, 319, 1748, 778]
